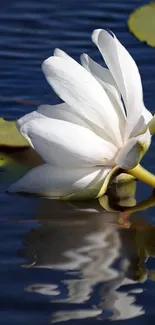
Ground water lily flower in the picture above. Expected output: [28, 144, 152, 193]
[8, 29, 155, 199]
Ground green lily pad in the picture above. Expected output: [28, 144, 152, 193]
[0, 148, 43, 168]
[0, 148, 43, 183]
[128, 2, 155, 47]
[0, 118, 42, 173]
[0, 118, 29, 148]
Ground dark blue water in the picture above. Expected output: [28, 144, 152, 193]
[1, 0, 155, 324]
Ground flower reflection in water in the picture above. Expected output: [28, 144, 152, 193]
[19, 180, 155, 323]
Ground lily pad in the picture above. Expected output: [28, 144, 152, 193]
[0, 118, 29, 147]
[128, 2, 155, 47]
[0, 148, 43, 183]
[0, 118, 42, 172]
[0, 148, 43, 168]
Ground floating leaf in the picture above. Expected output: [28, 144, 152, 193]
[0, 118, 29, 147]
[0, 148, 43, 168]
[128, 2, 155, 47]
[0, 118, 43, 175]
[0, 147, 43, 183]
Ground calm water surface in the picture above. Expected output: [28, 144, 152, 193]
[1, 0, 155, 324]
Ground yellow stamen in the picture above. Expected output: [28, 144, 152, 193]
[127, 164, 155, 188]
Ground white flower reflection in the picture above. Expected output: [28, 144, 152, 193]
[99, 277, 144, 321]
[26, 284, 60, 296]
[20, 197, 149, 323]
[51, 309, 103, 323]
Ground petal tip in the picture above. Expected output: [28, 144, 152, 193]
[53, 48, 60, 56]
[92, 29, 115, 46]
[42, 56, 55, 71]
[91, 29, 102, 44]
[54, 48, 69, 59]
[80, 53, 88, 66]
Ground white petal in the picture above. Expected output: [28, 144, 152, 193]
[54, 48, 71, 60]
[20, 117, 117, 167]
[142, 107, 153, 124]
[17, 103, 92, 137]
[129, 116, 146, 138]
[17, 111, 42, 131]
[8, 164, 111, 198]
[81, 53, 126, 138]
[115, 129, 151, 169]
[16, 111, 44, 148]
[38, 103, 93, 130]
[38, 103, 114, 143]
[81, 53, 120, 100]
[42, 55, 123, 146]
[129, 108, 152, 137]
[92, 29, 144, 140]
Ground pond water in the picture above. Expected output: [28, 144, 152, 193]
[1, 0, 155, 324]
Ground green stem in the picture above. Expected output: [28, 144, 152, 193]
[127, 164, 155, 188]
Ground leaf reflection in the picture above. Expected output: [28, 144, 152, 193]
[19, 180, 155, 323]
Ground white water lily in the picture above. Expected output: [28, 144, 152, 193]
[8, 29, 154, 199]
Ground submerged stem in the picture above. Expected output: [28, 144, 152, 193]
[127, 164, 155, 188]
